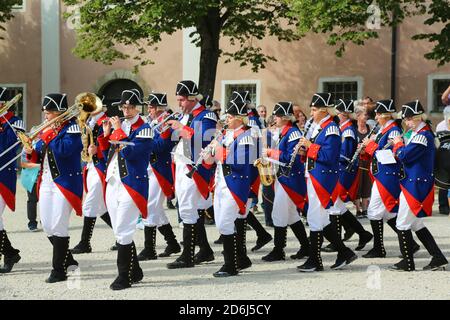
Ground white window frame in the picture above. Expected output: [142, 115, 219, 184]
[0, 83, 27, 128]
[318, 76, 364, 100]
[427, 73, 450, 114]
[221, 79, 261, 112]
[12, 0, 26, 12]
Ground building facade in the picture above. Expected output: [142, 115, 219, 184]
[1, 0, 449, 129]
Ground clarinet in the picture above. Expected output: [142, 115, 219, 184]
[186, 124, 228, 179]
[284, 120, 313, 176]
[345, 125, 379, 171]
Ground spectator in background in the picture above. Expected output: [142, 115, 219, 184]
[361, 96, 377, 129]
[19, 136, 40, 232]
[293, 104, 308, 131]
[436, 88, 450, 215]
[257, 105, 267, 126]
[354, 104, 372, 220]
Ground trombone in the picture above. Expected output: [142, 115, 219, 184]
[0, 93, 22, 115]
[0, 94, 97, 171]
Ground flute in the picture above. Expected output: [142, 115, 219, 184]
[284, 119, 313, 176]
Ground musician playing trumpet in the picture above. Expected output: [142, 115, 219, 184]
[166, 80, 217, 270]
[72, 95, 115, 255]
[261, 102, 309, 263]
[0, 88, 25, 273]
[202, 99, 256, 277]
[25, 93, 82, 283]
[100, 89, 153, 290]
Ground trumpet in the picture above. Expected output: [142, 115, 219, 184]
[151, 111, 182, 134]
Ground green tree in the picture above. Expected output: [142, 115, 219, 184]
[286, 0, 449, 66]
[63, 0, 300, 97]
[0, 0, 22, 40]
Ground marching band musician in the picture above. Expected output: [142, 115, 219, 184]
[297, 93, 357, 272]
[203, 99, 257, 277]
[0, 88, 25, 273]
[361, 99, 420, 258]
[25, 93, 82, 283]
[100, 89, 153, 290]
[261, 102, 310, 262]
[390, 101, 448, 271]
[72, 96, 114, 254]
[327, 99, 373, 252]
[166, 80, 217, 269]
[230, 91, 272, 255]
[137, 93, 181, 260]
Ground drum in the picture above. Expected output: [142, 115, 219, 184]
[434, 131, 450, 189]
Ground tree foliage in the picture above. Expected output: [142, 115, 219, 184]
[63, 0, 300, 96]
[0, 0, 22, 40]
[286, 0, 449, 66]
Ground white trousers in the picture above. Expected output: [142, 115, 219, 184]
[143, 169, 169, 227]
[367, 183, 397, 221]
[39, 180, 72, 237]
[306, 177, 330, 232]
[0, 195, 6, 231]
[272, 179, 301, 227]
[83, 166, 107, 218]
[198, 193, 212, 210]
[328, 197, 348, 216]
[175, 164, 203, 224]
[396, 192, 425, 231]
[105, 177, 140, 245]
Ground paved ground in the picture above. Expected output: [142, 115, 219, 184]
[1, 186, 450, 300]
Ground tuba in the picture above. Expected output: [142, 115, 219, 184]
[75, 92, 103, 162]
[253, 158, 275, 186]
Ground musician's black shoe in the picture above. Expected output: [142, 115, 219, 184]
[330, 249, 357, 270]
[321, 243, 337, 253]
[159, 242, 181, 257]
[194, 249, 215, 264]
[290, 246, 309, 260]
[213, 265, 238, 277]
[389, 259, 415, 272]
[261, 248, 285, 262]
[355, 231, 373, 251]
[362, 247, 386, 258]
[45, 270, 67, 283]
[423, 256, 448, 271]
[110, 242, 119, 251]
[0, 253, 21, 273]
[167, 257, 195, 269]
[297, 257, 324, 272]
[71, 241, 92, 254]
[251, 233, 272, 252]
[237, 256, 252, 271]
[137, 248, 158, 261]
[214, 235, 224, 245]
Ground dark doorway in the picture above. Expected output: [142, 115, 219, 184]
[98, 79, 144, 117]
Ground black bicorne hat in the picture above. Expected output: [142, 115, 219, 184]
[230, 91, 251, 104]
[225, 100, 248, 116]
[310, 93, 333, 108]
[0, 87, 12, 103]
[200, 95, 213, 108]
[374, 99, 396, 113]
[401, 100, 424, 118]
[112, 89, 143, 106]
[335, 99, 354, 114]
[273, 101, 293, 116]
[42, 93, 68, 112]
[176, 80, 200, 97]
[146, 93, 168, 107]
